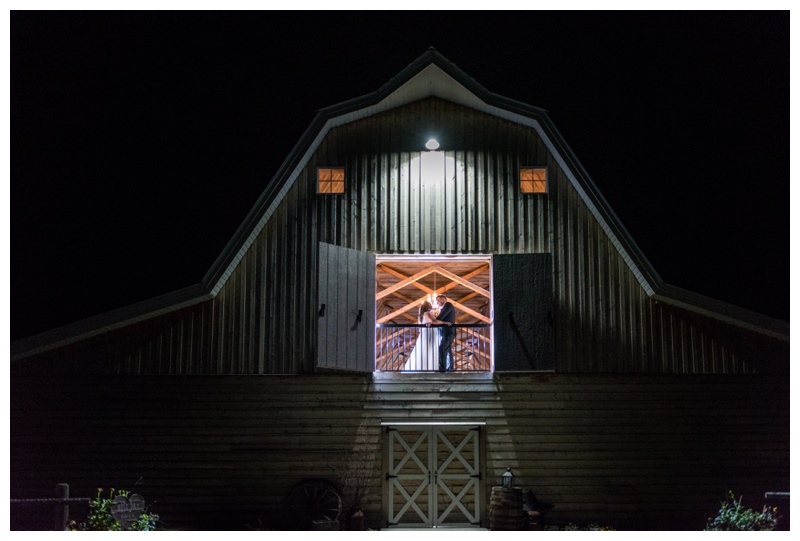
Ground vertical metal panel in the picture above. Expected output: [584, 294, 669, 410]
[23, 96, 778, 376]
[328, 242, 341, 366]
[494, 253, 554, 371]
[317, 242, 374, 372]
[317, 241, 330, 367]
[361, 249, 377, 371]
[341, 247, 354, 368]
[355, 247, 367, 371]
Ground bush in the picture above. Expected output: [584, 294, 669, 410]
[704, 491, 777, 531]
[70, 488, 160, 531]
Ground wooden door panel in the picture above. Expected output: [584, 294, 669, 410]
[493, 253, 554, 371]
[316, 242, 375, 372]
[386, 426, 482, 528]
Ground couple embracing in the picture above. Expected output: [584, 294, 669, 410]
[404, 294, 456, 372]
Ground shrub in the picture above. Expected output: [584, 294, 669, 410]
[704, 491, 777, 531]
[71, 488, 160, 531]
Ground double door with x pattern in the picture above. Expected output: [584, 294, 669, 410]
[385, 425, 482, 528]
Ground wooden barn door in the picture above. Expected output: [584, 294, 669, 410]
[316, 242, 375, 372]
[493, 253, 554, 371]
[385, 425, 482, 528]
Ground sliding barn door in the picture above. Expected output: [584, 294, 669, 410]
[316, 242, 375, 372]
[386, 425, 482, 528]
[493, 253, 554, 371]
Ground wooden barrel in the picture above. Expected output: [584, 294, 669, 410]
[489, 487, 523, 530]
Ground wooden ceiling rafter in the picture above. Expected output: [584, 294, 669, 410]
[376, 327, 415, 350]
[461, 326, 491, 346]
[448, 300, 490, 323]
[380, 263, 489, 298]
[379, 304, 421, 324]
[452, 291, 491, 324]
[376, 264, 438, 300]
[433, 264, 490, 298]
[454, 343, 490, 366]
[377, 289, 426, 324]
[376, 262, 491, 324]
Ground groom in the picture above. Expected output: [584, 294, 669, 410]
[435, 295, 456, 372]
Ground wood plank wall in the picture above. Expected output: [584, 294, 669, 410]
[11, 373, 789, 530]
[12, 97, 788, 375]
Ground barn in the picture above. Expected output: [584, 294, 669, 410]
[10, 48, 789, 531]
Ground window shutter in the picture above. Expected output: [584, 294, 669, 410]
[316, 242, 375, 372]
[492, 253, 554, 371]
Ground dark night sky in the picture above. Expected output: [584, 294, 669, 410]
[9, 11, 790, 343]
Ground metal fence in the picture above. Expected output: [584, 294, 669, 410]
[376, 324, 492, 372]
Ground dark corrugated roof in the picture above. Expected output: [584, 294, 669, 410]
[11, 49, 788, 361]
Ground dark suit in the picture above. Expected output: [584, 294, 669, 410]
[437, 301, 456, 371]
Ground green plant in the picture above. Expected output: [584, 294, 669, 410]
[704, 491, 777, 531]
[71, 488, 160, 531]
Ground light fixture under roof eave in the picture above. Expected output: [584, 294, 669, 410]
[425, 138, 440, 150]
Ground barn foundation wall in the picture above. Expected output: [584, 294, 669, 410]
[11, 372, 789, 531]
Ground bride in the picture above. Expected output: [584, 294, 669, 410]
[402, 300, 445, 371]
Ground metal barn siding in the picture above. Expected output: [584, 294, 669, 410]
[10, 97, 781, 375]
[200, 96, 767, 375]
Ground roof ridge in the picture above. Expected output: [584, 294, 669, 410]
[11, 49, 788, 361]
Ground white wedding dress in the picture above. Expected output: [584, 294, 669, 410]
[402, 314, 440, 372]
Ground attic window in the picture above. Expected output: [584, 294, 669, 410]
[520, 167, 547, 194]
[317, 167, 345, 194]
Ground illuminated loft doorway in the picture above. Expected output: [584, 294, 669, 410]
[374, 255, 492, 372]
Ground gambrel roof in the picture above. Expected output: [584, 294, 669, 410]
[11, 48, 788, 361]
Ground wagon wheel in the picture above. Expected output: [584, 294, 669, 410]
[283, 478, 343, 529]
